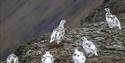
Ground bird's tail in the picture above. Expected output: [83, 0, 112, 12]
[118, 26, 121, 30]
[94, 51, 98, 56]
[50, 39, 53, 43]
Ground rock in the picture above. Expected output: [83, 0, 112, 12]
[104, 45, 125, 51]
[87, 58, 99, 63]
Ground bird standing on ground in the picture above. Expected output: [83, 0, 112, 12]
[72, 47, 86, 63]
[6, 53, 18, 63]
[81, 37, 98, 57]
[105, 8, 121, 30]
[41, 51, 54, 63]
[50, 19, 66, 44]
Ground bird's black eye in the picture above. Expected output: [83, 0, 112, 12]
[80, 39, 82, 42]
[80, 53, 82, 54]
[74, 54, 76, 56]
[82, 58, 84, 60]
[85, 43, 88, 45]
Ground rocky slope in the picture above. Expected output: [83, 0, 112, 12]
[1, 21, 125, 63]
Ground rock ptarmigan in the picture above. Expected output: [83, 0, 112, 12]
[81, 37, 98, 57]
[50, 19, 66, 44]
[105, 8, 121, 30]
[41, 51, 54, 63]
[6, 53, 18, 63]
[72, 47, 86, 63]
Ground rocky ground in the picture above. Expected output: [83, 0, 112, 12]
[1, 21, 125, 63]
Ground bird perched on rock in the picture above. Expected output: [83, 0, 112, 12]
[81, 37, 98, 57]
[105, 8, 121, 30]
[41, 51, 54, 63]
[6, 53, 18, 63]
[50, 19, 66, 44]
[72, 47, 86, 63]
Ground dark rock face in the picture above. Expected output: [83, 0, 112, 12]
[0, 0, 103, 58]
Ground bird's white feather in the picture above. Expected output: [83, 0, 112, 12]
[41, 51, 54, 63]
[105, 8, 121, 30]
[81, 37, 98, 57]
[7, 53, 18, 63]
[72, 48, 86, 63]
[50, 19, 66, 44]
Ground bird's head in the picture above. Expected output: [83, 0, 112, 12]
[60, 19, 66, 25]
[104, 8, 111, 13]
[10, 53, 15, 56]
[9, 53, 17, 58]
[44, 51, 52, 57]
[81, 37, 88, 43]
[7, 53, 18, 61]
[45, 51, 50, 54]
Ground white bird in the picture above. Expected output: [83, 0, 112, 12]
[72, 47, 86, 63]
[6, 53, 18, 63]
[41, 51, 54, 63]
[50, 19, 66, 44]
[105, 8, 121, 30]
[81, 37, 98, 57]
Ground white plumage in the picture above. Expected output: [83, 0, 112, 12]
[105, 8, 121, 30]
[50, 19, 66, 44]
[72, 48, 86, 63]
[81, 37, 98, 57]
[41, 51, 54, 63]
[6, 53, 18, 63]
